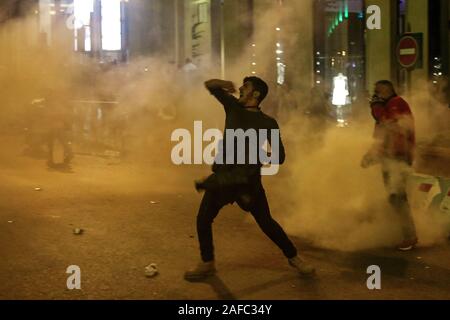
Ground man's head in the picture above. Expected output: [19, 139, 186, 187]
[374, 80, 397, 100]
[239, 76, 269, 107]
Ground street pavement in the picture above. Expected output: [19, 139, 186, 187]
[0, 135, 449, 300]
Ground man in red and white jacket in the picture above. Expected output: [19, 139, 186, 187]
[362, 80, 418, 251]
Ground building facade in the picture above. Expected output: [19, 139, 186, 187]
[312, 0, 449, 125]
[2, 0, 448, 113]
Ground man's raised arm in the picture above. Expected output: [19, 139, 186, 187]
[205, 79, 240, 111]
[204, 79, 236, 93]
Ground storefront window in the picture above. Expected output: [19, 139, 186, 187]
[101, 0, 122, 51]
[73, 0, 94, 51]
[72, 0, 122, 52]
[313, 0, 366, 125]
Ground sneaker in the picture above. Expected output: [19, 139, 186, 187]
[184, 261, 216, 281]
[288, 256, 316, 275]
[396, 238, 418, 251]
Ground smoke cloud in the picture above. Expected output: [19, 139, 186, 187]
[0, 1, 448, 253]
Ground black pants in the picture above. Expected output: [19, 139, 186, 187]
[196, 181, 297, 262]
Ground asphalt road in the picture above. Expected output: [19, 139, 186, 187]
[1, 135, 449, 300]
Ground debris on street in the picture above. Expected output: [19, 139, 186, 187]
[144, 263, 159, 278]
[73, 228, 84, 235]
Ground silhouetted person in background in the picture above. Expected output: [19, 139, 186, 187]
[361, 80, 418, 251]
[44, 89, 74, 168]
[182, 58, 198, 73]
[24, 97, 48, 158]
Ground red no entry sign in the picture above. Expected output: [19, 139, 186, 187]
[397, 35, 419, 69]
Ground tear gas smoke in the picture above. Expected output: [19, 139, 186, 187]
[0, 1, 448, 253]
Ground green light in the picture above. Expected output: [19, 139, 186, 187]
[339, 3, 343, 22]
[344, 0, 349, 19]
